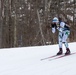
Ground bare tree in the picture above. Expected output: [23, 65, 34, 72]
[0, 0, 76, 48]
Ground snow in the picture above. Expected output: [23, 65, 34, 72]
[0, 42, 76, 75]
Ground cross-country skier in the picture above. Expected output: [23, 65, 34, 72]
[51, 17, 71, 55]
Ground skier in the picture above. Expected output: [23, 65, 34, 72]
[51, 17, 71, 55]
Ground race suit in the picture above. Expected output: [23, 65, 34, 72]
[58, 22, 70, 48]
[52, 22, 70, 48]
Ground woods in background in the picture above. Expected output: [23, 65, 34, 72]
[0, 0, 76, 48]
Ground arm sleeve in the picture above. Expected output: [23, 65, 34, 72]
[52, 27, 56, 33]
[51, 23, 57, 28]
[51, 23, 57, 33]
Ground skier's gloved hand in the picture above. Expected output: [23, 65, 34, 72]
[57, 27, 62, 32]
[59, 28, 63, 32]
[57, 26, 59, 30]
[52, 27, 56, 33]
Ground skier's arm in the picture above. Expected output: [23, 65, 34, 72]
[57, 22, 65, 32]
[51, 23, 57, 33]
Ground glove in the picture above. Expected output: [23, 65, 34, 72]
[57, 27, 62, 32]
[59, 28, 63, 32]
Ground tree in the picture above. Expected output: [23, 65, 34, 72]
[0, 0, 76, 48]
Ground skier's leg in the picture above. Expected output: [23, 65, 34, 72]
[57, 32, 63, 55]
[62, 30, 70, 48]
[58, 32, 63, 48]
[62, 36, 69, 48]
[62, 30, 70, 55]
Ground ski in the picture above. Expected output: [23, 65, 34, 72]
[49, 52, 76, 61]
[41, 52, 76, 61]
[41, 54, 62, 61]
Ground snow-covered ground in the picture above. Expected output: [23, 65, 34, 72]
[0, 42, 76, 75]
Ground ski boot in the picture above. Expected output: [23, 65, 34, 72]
[57, 48, 63, 55]
[65, 48, 71, 55]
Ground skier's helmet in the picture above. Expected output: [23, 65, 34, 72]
[52, 17, 59, 23]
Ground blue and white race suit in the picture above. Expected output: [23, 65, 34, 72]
[57, 22, 70, 49]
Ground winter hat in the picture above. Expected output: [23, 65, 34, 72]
[52, 17, 59, 23]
